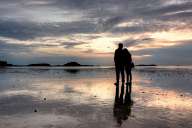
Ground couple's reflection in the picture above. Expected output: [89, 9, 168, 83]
[113, 82, 133, 126]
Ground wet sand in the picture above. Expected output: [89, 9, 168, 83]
[0, 66, 192, 128]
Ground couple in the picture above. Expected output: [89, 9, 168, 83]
[114, 43, 134, 85]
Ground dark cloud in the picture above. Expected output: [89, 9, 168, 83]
[118, 38, 154, 47]
[0, 0, 191, 37]
[62, 41, 87, 48]
[0, 20, 96, 40]
[0, 40, 32, 52]
[100, 16, 126, 31]
[140, 2, 192, 17]
[160, 11, 192, 23]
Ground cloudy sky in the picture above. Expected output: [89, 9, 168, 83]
[0, 0, 192, 65]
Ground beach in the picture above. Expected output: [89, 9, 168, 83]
[0, 66, 192, 128]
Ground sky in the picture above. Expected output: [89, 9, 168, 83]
[0, 0, 192, 65]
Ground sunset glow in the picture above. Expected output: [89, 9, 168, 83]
[0, 0, 192, 65]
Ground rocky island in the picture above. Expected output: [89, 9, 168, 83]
[64, 62, 82, 66]
[0, 60, 13, 67]
[63, 62, 93, 66]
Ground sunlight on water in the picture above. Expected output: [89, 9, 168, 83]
[0, 66, 192, 128]
[133, 86, 192, 110]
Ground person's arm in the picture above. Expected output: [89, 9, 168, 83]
[130, 53, 135, 68]
[130, 54, 132, 62]
[128, 51, 132, 62]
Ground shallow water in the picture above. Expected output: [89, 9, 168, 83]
[0, 66, 192, 128]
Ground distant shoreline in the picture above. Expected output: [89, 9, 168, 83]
[135, 64, 157, 66]
[0, 61, 95, 67]
[2, 60, 192, 68]
[1, 65, 158, 67]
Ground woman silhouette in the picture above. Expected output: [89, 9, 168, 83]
[123, 48, 134, 85]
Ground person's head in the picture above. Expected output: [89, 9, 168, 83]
[123, 48, 130, 55]
[123, 48, 128, 51]
[118, 43, 123, 49]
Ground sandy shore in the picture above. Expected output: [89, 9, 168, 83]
[0, 66, 192, 128]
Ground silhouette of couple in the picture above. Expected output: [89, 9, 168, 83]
[114, 43, 134, 85]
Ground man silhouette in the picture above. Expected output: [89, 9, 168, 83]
[114, 43, 125, 85]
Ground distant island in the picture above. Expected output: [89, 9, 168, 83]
[0, 60, 13, 67]
[28, 63, 51, 66]
[63, 62, 81, 66]
[26, 62, 93, 67]
[63, 62, 93, 66]
[1, 60, 157, 67]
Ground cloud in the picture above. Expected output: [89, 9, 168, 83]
[122, 38, 154, 47]
[132, 40, 192, 65]
[0, 40, 32, 52]
[0, 0, 192, 65]
[0, 0, 191, 37]
[160, 11, 192, 23]
[0, 20, 96, 40]
[61, 41, 87, 48]
[98, 16, 126, 31]
[82, 49, 94, 53]
[145, 2, 192, 16]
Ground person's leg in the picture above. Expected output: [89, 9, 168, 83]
[115, 66, 120, 84]
[125, 66, 129, 84]
[115, 84, 119, 103]
[128, 68, 132, 93]
[125, 84, 131, 103]
[125, 65, 131, 85]
[120, 66, 125, 83]
[119, 83, 124, 104]
[129, 77, 132, 93]
[129, 69, 132, 83]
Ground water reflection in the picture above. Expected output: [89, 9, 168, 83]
[0, 67, 192, 128]
[113, 82, 133, 126]
[64, 69, 80, 74]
